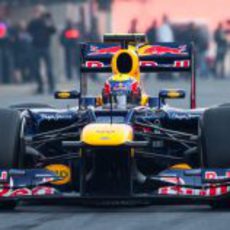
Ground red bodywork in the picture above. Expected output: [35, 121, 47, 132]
[89, 46, 121, 55]
[142, 45, 187, 55]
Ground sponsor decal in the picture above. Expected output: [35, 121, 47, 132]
[139, 61, 158, 67]
[89, 45, 121, 55]
[205, 171, 218, 180]
[84, 60, 189, 69]
[169, 112, 199, 120]
[0, 171, 7, 181]
[173, 60, 190, 68]
[160, 176, 185, 185]
[110, 81, 131, 92]
[141, 45, 187, 56]
[96, 130, 115, 134]
[0, 173, 56, 197]
[85, 61, 104, 68]
[159, 171, 230, 197]
[0, 186, 56, 197]
[0, 186, 11, 197]
[32, 186, 56, 196]
[11, 188, 31, 197]
[46, 164, 71, 185]
[204, 171, 230, 180]
[100, 136, 110, 140]
[158, 186, 230, 197]
[40, 114, 73, 121]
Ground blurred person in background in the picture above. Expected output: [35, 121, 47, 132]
[0, 17, 14, 84]
[128, 18, 138, 33]
[196, 24, 210, 78]
[187, 23, 200, 53]
[78, 6, 87, 40]
[27, 5, 56, 94]
[146, 20, 157, 43]
[86, 15, 100, 83]
[188, 22, 209, 78]
[145, 20, 158, 79]
[88, 15, 100, 42]
[12, 20, 32, 83]
[157, 15, 174, 42]
[60, 19, 81, 80]
[214, 22, 228, 79]
[157, 15, 174, 80]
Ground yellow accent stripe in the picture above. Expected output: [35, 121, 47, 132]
[170, 163, 192, 170]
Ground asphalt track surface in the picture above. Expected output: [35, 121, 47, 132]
[1, 77, 230, 230]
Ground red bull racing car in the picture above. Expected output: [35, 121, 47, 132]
[0, 34, 230, 209]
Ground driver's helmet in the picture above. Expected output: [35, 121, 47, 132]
[102, 74, 141, 109]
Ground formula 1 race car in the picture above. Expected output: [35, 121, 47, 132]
[0, 33, 230, 209]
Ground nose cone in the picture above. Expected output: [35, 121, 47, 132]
[81, 124, 133, 146]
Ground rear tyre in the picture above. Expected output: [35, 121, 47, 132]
[200, 107, 230, 168]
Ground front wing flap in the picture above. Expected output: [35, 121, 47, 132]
[0, 169, 61, 198]
[0, 168, 230, 204]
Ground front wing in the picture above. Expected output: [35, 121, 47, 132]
[0, 168, 230, 204]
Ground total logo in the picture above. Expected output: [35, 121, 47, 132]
[45, 164, 71, 185]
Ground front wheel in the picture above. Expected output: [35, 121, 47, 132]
[0, 109, 24, 168]
[200, 107, 230, 209]
[200, 107, 230, 168]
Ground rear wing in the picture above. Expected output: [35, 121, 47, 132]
[79, 42, 196, 109]
[80, 42, 193, 72]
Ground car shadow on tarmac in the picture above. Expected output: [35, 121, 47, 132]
[1, 201, 228, 214]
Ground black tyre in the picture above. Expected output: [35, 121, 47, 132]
[210, 200, 230, 209]
[0, 109, 23, 168]
[200, 107, 230, 168]
[0, 109, 23, 210]
[0, 200, 18, 210]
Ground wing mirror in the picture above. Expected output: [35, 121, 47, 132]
[159, 89, 186, 100]
[54, 90, 80, 99]
[158, 89, 186, 107]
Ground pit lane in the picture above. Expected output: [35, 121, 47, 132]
[0, 77, 230, 230]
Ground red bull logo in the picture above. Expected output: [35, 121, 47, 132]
[141, 45, 187, 56]
[89, 45, 121, 55]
